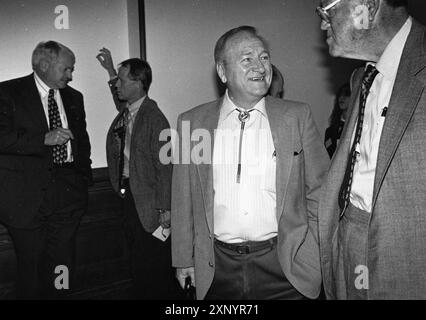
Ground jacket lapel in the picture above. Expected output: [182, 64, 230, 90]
[265, 97, 293, 222]
[319, 67, 363, 231]
[372, 21, 426, 208]
[195, 99, 222, 235]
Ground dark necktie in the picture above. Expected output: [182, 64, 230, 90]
[236, 108, 254, 183]
[338, 64, 379, 218]
[114, 109, 129, 196]
[48, 89, 68, 164]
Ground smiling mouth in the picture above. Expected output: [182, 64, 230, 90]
[249, 76, 265, 81]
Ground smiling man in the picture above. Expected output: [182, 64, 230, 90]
[171, 26, 329, 300]
[0, 41, 92, 299]
[317, 0, 426, 299]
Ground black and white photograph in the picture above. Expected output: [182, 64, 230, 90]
[1, 0, 426, 309]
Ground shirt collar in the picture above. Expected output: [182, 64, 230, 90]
[219, 90, 266, 122]
[127, 95, 146, 117]
[34, 72, 54, 99]
[375, 17, 412, 80]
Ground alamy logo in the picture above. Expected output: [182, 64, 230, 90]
[54, 5, 69, 30]
[354, 265, 369, 290]
[54, 265, 69, 290]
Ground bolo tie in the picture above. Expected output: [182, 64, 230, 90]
[236, 108, 254, 183]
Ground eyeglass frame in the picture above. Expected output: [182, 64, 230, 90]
[316, 0, 342, 23]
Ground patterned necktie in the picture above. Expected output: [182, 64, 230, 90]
[115, 109, 129, 196]
[338, 64, 379, 218]
[48, 89, 68, 164]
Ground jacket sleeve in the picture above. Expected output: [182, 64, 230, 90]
[73, 93, 93, 184]
[150, 109, 173, 210]
[301, 104, 330, 244]
[171, 114, 195, 268]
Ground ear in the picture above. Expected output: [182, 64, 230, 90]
[216, 62, 227, 84]
[352, 0, 379, 30]
[365, 0, 380, 21]
[39, 59, 50, 73]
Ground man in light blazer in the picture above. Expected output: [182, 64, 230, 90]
[171, 26, 329, 300]
[98, 53, 180, 299]
[317, 0, 426, 299]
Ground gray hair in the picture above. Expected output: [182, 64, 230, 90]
[31, 41, 74, 70]
[214, 26, 269, 65]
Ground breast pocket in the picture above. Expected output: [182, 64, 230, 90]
[261, 153, 277, 194]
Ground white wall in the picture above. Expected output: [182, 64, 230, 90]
[0, 0, 139, 168]
[145, 0, 359, 139]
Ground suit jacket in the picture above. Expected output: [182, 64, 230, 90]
[171, 96, 330, 299]
[106, 96, 172, 233]
[0, 74, 92, 228]
[319, 20, 426, 299]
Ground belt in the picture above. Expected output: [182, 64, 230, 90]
[215, 237, 277, 254]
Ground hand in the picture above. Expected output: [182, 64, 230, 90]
[44, 128, 74, 146]
[96, 47, 117, 78]
[158, 210, 171, 229]
[176, 267, 195, 289]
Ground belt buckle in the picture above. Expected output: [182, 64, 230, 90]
[236, 245, 250, 254]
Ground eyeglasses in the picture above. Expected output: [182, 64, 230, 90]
[316, 0, 342, 23]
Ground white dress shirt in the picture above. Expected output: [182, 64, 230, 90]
[350, 17, 412, 213]
[34, 72, 73, 162]
[213, 90, 277, 243]
[123, 96, 146, 178]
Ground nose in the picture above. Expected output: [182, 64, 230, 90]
[253, 58, 266, 74]
[115, 79, 121, 89]
[321, 19, 330, 30]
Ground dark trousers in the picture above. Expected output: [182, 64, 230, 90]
[7, 166, 88, 299]
[121, 186, 183, 300]
[205, 239, 307, 300]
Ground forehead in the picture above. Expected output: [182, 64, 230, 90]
[226, 32, 267, 54]
[118, 66, 130, 78]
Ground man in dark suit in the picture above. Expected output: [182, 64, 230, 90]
[317, 0, 426, 298]
[97, 50, 180, 299]
[171, 26, 329, 300]
[0, 41, 92, 299]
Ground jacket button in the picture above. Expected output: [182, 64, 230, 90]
[209, 262, 214, 268]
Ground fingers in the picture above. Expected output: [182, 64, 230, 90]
[57, 128, 74, 140]
[176, 267, 196, 289]
[53, 128, 74, 145]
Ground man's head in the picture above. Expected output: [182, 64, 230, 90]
[115, 58, 152, 104]
[215, 26, 272, 109]
[318, 0, 409, 61]
[268, 64, 284, 99]
[32, 41, 75, 89]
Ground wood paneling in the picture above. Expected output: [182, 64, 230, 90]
[0, 168, 132, 299]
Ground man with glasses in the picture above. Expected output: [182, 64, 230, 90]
[98, 51, 181, 299]
[317, 0, 426, 299]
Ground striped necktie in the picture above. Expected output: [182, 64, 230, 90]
[338, 64, 379, 218]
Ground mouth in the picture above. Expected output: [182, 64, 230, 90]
[249, 76, 265, 81]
